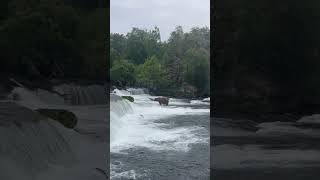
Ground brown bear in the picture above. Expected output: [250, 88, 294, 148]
[150, 97, 169, 106]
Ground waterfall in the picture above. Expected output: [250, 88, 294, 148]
[54, 84, 107, 105]
[3, 85, 108, 179]
[126, 88, 149, 95]
[0, 102, 75, 179]
[7, 83, 107, 107]
[111, 88, 149, 96]
[110, 89, 210, 153]
[110, 94, 133, 143]
[8, 87, 65, 109]
[110, 88, 210, 179]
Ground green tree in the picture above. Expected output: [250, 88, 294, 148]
[110, 59, 136, 87]
[110, 33, 127, 67]
[125, 27, 161, 64]
[76, 8, 107, 79]
[182, 48, 210, 94]
[135, 56, 170, 89]
[0, 0, 81, 78]
[110, 26, 210, 97]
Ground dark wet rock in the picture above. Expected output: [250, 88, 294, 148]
[36, 109, 77, 129]
[295, 115, 320, 128]
[122, 96, 134, 102]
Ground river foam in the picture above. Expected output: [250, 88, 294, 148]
[110, 88, 209, 153]
[110, 88, 210, 179]
[2, 84, 108, 180]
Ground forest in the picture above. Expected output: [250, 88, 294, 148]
[213, 0, 320, 118]
[0, 0, 107, 82]
[110, 26, 210, 98]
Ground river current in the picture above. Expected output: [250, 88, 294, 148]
[110, 89, 210, 180]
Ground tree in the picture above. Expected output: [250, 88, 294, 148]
[166, 26, 185, 85]
[125, 27, 161, 65]
[110, 26, 210, 97]
[110, 33, 127, 68]
[135, 56, 170, 89]
[0, 0, 81, 78]
[110, 59, 136, 87]
[0, 0, 107, 80]
[182, 48, 210, 94]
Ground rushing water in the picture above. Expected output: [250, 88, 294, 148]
[212, 115, 320, 179]
[110, 88, 210, 180]
[2, 85, 210, 179]
[1, 85, 108, 180]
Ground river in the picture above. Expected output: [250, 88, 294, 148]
[212, 116, 320, 179]
[0, 84, 108, 180]
[110, 88, 210, 180]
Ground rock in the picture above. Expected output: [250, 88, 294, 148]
[296, 114, 320, 128]
[121, 96, 134, 102]
[36, 109, 77, 128]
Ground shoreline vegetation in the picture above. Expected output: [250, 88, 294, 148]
[111, 26, 210, 99]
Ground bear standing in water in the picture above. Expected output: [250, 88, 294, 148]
[150, 97, 169, 106]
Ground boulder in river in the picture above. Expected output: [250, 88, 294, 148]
[36, 109, 77, 129]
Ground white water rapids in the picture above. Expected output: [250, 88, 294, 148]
[110, 88, 210, 179]
[110, 89, 209, 152]
[0, 84, 210, 179]
[0, 84, 108, 180]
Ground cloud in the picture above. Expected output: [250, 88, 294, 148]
[111, 0, 210, 41]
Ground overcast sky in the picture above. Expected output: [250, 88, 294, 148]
[110, 0, 210, 41]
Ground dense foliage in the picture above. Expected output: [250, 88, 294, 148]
[213, 0, 320, 115]
[111, 26, 210, 97]
[0, 0, 107, 81]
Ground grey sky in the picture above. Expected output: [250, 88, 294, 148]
[110, 0, 210, 41]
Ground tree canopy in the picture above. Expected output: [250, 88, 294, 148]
[111, 26, 210, 97]
[213, 0, 320, 115]
[0, 0, 107, 81]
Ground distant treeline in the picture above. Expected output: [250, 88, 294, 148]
[110, 26, 210, 97]
[0, 0, 107, 81]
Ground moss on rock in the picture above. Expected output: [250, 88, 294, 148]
[121, 96, 134, 102]
[36, 109, 77, 128]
